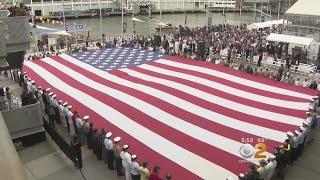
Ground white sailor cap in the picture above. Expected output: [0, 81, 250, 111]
[31, 80, 35, 84]
[269, 154, 276, 159]
[106, 132, 112, 138]
[49, 92, 54, 96]
[114, 136, 121, 142]
[309, 105, 314, 110]
[83, 115, 89, 120]
[58, 100, 62, 103]
[37, 86, 42, 89]
[299, 126, 305, 131]
[303, 121, 310, 126]
[67, 105, 72, 109]
[287, 131, 294, 137]
[23, 71, 27, 74]
[239, 173, 245, 178]
[123, 144, 129, 149]
[131, 154, 137, 160]
[52, 94, 57, 98]
[46, 88, 51, 91]
[294, 130, 300, 135]
[63, 102, 68, 106]
[27, 78, 31, 81]
[307, 117, 312, 122]
[306, 111, 311, 115]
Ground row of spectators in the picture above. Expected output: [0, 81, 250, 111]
[22, 71, 172, 180]
[0, 2, 30, 17]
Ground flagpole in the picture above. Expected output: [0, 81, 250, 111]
[121, 0, 124, 38]
[239, 0, 242, 24]
[184, 0, 186, 25]
[99, 0, 103, 41]
[277, 0, 281, 19]
[148, 4, 151, 35]
[159, 0, 162, 35]
[62, 0, 68, 50]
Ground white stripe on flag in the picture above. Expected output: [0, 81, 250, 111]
[58, 55, 287, 142]
[120, 68, 304, 126]
[155, 59, 313, 100]
[24, 61, 237, 180]
[139, 63, 308, 110]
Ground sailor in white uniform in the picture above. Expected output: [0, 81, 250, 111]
[58, 100, 67, 128]
[48, 92, 54, 106]
[63, 102, 70, 132]
[67, 105, 75, 135]
[30, 80, 37, 94]
[37, 86, 45, 111]
[120, 144, 132, 180]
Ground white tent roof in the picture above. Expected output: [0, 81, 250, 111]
[266, 33, 315, 47]
[247, 19, 289, 30]
[286, 0, 320, 17]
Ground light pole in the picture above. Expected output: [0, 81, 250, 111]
[99, 0, 103, 41]
[277, 0, 281, 19]
[121, 0, 124, 38]
[62, 0, 68, 49]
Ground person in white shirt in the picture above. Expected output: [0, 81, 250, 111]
[37, 86, 45, 111]
[30, 80, 37, 94]
[120, 145, 132, 180]
[130, 155, 140, 180]
[63, 102, 70, 132]
[48, 92, 54, 106]
[294, 77, 302, 86]
[314, 70, 320, 84]
[174, 41, 180, 54]
[308, 70, 315, 83]
[58, 100, 67, 128]
[67, 106, 75, 135]
[296, 130, 304, 159]
[104, 132, 115, 170]
[302, 78, 310, 88]
[266, 155, 277, 180]
[76, 115, 85, 144]
[26, 78, 32, 92]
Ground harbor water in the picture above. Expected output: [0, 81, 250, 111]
[42, 12, 264, 40]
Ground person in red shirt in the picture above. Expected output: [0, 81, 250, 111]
[149, 165, 162, 180]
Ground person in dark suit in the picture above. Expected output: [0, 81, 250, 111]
[71, 135, 82, 169]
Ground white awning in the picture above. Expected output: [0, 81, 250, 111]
[286, 0, 320, 17]
[266, 33, 315, 47]
[247, 19, 289, 30]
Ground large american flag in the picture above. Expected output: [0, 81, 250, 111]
[24, 47, 315, 179]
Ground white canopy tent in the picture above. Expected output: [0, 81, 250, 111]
[30, 24, 71, 36]
[266, 33, 315, 47]
[286, 0, 320, 17]
[247, 19, 290, 30]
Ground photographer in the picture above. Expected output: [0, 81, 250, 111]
[71, 135, 82, 169]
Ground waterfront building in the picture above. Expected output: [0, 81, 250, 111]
[15, 0, 238, 17]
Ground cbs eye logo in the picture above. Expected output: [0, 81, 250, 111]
[239, 143, 267, 159]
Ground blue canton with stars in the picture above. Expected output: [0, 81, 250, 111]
[71, 47, 165, 71]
